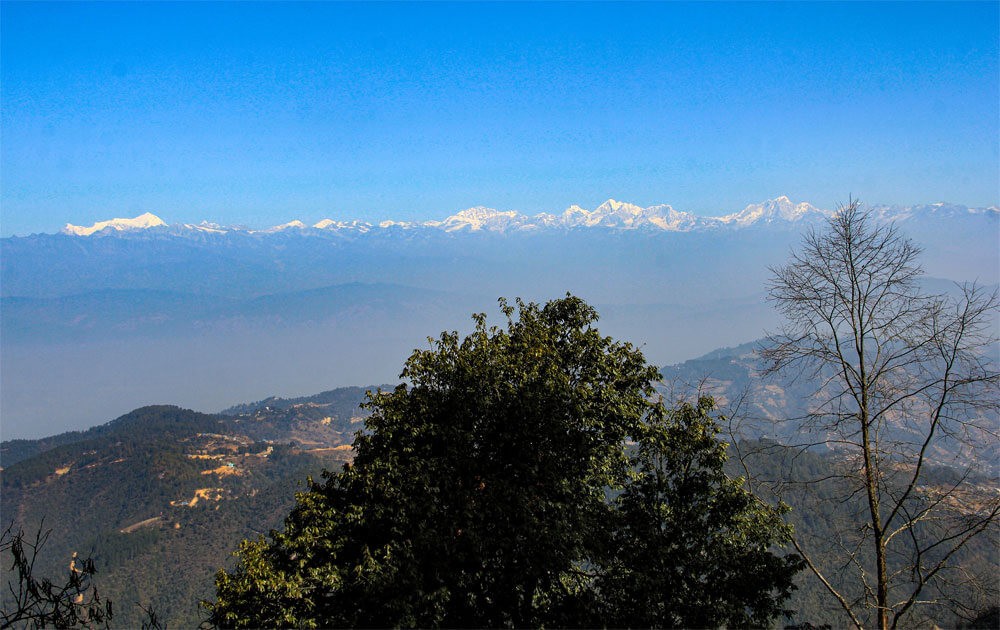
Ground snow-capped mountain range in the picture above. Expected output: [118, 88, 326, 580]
[63, 211, 168, 236]
[61, 197, 998, 237]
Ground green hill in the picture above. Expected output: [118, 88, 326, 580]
[1, 395, 370, 627]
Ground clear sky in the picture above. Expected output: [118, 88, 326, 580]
[2, 1, 998, 236]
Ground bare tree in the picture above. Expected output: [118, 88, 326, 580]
[1, 523, 166, 630]
[761, 199, 1000, 629]
[1, 523, 112, 629]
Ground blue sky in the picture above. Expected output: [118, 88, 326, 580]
[2, 1, 998, 235]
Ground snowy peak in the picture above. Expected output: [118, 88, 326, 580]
[589, 199, 649, 227]
[181, 221, 228, 234]
[593, 199, 706, 230]
[63, 212, 166, 236]
[646, 204, 701, 231]
[719, 197, 825, 226]
[431, 207, 527, 232]
[378, 220, 416, 229]
[264, 220, 307, 232]
[556, 204, 593, 225]
[594, 198, 644, 216]
[545, 200, 702, 231]
[314, 219, 372, 232]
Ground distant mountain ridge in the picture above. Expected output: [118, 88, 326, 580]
[5, 196, 996, 440]
[56, 196, 998, 237]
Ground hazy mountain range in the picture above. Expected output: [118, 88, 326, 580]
[2, 196, 996, 439]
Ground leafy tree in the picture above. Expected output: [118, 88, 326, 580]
[206, 296, 801, 628]
[761, 200, 1000, 629]
[597, 398, 801, 628]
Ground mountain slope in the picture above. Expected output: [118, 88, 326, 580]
[0, 395, 370, 627]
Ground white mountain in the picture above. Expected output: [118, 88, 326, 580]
[717, 196, 825, 226]
[180, 221, 228, 234]
[314, 219, 372, 232]
[56, 198, 996, 237]
[262, 220, 307, 232]
[425, 198, 821, 233]
[62, 212, 167, 236]
[425, 207, 529, 232]
[377, 220, 416, 229]
[645, 204, 704, 231]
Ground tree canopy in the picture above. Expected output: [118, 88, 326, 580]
[206, 296, 801, 628]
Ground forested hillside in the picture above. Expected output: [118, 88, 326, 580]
[1, 398, 366, 627]
[2, 389, 995, 627]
